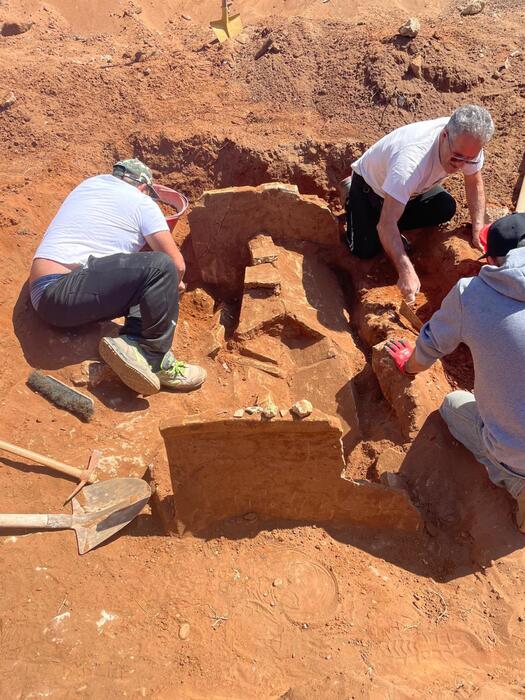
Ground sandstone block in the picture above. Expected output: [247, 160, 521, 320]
[248, 234, 279, 265]
[372, 342, 451, 439]
[244, 262, 281, 293]
[375, 447, 405, 479]
[160, 411, 422, 534]
[189, 183, 339, 294]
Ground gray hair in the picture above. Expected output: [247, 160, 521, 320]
[447, 105, 494, 144]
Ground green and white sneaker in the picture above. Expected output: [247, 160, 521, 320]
[156, 352, 206, 391]
[99, 335, 160, 396]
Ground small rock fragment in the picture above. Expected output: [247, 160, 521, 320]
[262, 403, 278, 419]
[279, 408, 288, 417]
[398, 18, 420, 38]
[0, 92, 16, 111]
[181, 14, 192, 21]
[245, 405, 263, 415]
[100, 54, 112, 62]
[460, 0, 485, 15]
[409, 55, 423, 78]
[179, 623, 190, 640]
[1, 21, 34, 37]
[273, 578, 283, 587]
[255, 37, 276, 60]
[243, 512, 257, 522]
[233, 408, 244, 418]
[290, 400, 313, 419]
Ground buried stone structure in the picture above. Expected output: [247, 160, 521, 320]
[160, 411, 421, 535]
[154, 183, 424, 534]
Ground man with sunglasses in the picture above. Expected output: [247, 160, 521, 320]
[341, 105, 494, 303]
[29, 158, 206, 396]
[386, 213, 525, 533]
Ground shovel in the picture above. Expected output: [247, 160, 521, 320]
[210, 0, 243, 43]
[0, 477, 151, 554]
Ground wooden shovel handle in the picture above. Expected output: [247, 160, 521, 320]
[0, 514, 72, 529]
[516, 173, 525, 214]
[0, 439, 95, 483]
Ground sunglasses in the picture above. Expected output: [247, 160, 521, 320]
[446, 131, 482, 166]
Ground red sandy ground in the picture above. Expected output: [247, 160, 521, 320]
[1, 0, 525, 698]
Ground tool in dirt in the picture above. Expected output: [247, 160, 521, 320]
[0, 477, 151, 554]
[210, 0, 243, 43]
[27, 371, 94, 422]
[399, 299, 423, 331]
[0, 439, 100, 505]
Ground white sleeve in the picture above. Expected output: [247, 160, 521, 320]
[137, 197, 169, 236]
[382, 150, 425, 206]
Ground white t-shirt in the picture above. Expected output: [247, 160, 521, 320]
[351, 117, 484, 206]
[34, 174, 168, 265]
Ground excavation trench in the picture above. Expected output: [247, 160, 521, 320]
[152, 179, 471, 538]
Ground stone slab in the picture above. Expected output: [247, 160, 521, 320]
[244, 262, 281, 292]
[372, 342, 451, 439]
[160, 410, 422, 535]
[189, 183, 339, 295]
[248, 234, 279, 265]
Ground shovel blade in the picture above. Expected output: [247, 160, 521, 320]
[210, 12, 242, 42]
[71, 478, 151, 554]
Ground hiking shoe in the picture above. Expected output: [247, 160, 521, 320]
[99, 335, 160, 396]
[156, 352, 206, 391]
[516, 489, 525, 534]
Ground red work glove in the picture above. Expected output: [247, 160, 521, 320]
[385, 339, 414, 374]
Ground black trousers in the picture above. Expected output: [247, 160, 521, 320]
[36, 252, 179, 362]
[345, 173, 457, 259]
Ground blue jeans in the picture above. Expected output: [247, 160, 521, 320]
[440, 391, 525, 499]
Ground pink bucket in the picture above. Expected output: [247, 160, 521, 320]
[152, 184, 189, 232]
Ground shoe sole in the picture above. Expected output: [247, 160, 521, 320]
[99, 338, 160, 396]
[159, 369, 207, 392]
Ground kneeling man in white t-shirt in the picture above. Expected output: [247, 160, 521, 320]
[341, 105, 494, 303]
[29, 159, 206, 396]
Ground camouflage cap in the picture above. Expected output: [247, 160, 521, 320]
[113, 158, 153, 186]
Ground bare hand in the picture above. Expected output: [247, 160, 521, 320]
[471, 230, 484, 252]
[397, 268, 420, 305]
